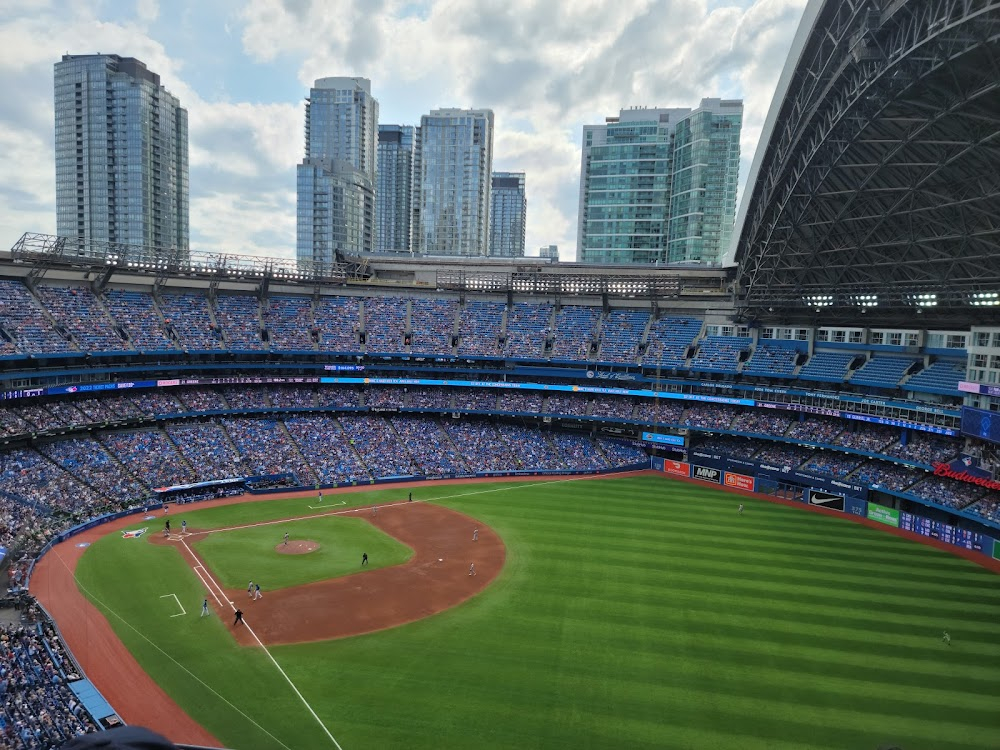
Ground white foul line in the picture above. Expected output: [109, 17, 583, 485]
[160, 593, 186, 617]
[308, 500, 346, 509]
[181, 538, 344, 750]
[51, 551, 295, 750]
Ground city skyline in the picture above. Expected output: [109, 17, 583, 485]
[0, 1, 809, 262]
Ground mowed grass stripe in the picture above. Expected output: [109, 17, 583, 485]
[75, 474, 1000, 750]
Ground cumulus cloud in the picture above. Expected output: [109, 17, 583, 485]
[0, 0, 807, 261]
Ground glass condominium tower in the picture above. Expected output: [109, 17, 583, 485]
[490, 172, 526, 258]
[296, 77, 378, 266]
[376, 125, 417, 253]
[413, 108, 494, 257]
[577, 99, 742, 265]
[54, 54, 189, 258]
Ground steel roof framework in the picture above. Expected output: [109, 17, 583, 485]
[735, 0, 1000, 316]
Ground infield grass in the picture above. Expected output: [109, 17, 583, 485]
[192, 516, 412, 590]
[74, 474, 1000, 750]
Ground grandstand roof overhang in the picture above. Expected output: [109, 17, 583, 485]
[732, 0, 1000, 326]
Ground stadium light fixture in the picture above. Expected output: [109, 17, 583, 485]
[970, 292, 1000, 306]
[803, 294, 833, 307]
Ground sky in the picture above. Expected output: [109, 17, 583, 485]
[0, 0, 808, 262]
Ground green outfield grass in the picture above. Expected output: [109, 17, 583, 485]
[192, 515, 412, 590]
[74, 475, 1000, 750]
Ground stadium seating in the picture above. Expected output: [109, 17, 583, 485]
[457, 300, 504, 357]
[35, 286, 125, 352]
[315, 386, 360, 408]
[503, 303, 552, 358]
[801, 451, 863, 477]
[338, 415, 416, 478]
[786, 416, 843, 445]
[636, 399, 685, 427]
[542, 394, 588, 416]
[39, 437, 146, 505]
[364, 297, 407, 355]
[850, 356, 919, 389]
[853, 461, 925, 493]
[442, 421, 520, 472]
[219, 386, 265, 411]
[103, 289, 174, 351]
[497, 390, 542, 414]
[906, 476, 984, 509]
[0, 618, 101, 748]
[453, 389, 498, 412]
[688, 336, 751, 374]
[314, 297, 362, 352]
[166, 423, 245, 479]
[409, 299, 458, 356]
[597, 309, 648, 364]
[550, 305, 600, 361]
[903, 360, 966, 396]
[641, 317, 702, 369]
[729, 410, 791, 437]
[406, 388, 452, 410]
[882, 433, 961, 466]
[266, 386, 315, 409]
[365, 386, 406, 408]
[589, 396, 635, 420]
[0, 280, 76, 354]
[388, 416, 470, 475]
[214, 295, 263, 350]
[158, 293, 223, 350]
[693, 436, 760, 460]
[595, 438, 647, 467]
[222, 418, 317, 484]
[833, 425, 898, 454]
[742, 343, 799, 377]
[683, 405, 737, 430]
[283, 416, 370, 485]
[797, 352, 855, 383]
[265, 296, 315, 351]
[100, 430, 195, 489]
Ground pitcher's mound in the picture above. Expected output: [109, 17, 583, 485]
[276, 541, 319, 555]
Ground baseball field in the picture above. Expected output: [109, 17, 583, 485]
[38, 473, 1000, 749]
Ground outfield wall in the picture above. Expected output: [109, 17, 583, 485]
[651, 457, 999, 563]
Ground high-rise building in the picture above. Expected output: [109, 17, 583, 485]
[539, 244, 559, 261]
[297, 77, 378, 266]
[376, 125, 417, 253]
[413, 108, 494, 256]
[577, 98, 742, 265]
[489, 172, 526, 258]
[54, 54, 189, 257]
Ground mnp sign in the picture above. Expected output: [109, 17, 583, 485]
[692, 465, 722, 484]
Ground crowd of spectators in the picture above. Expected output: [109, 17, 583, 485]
[219, 387, 265, 411]
[550, 306, 600, 361]
[833, 425, 899, 454]
[406, 388, 451, 409]
[0, 619, 101, 748]
[337, 416, 416, 478]
[497, 391, 542, 414]
[11, 405, 66, 434]
[589, 396, 635, 420]
[157, 294, 223, 350]
[315, 386, 360, 408]
[175, 388, 228, 413]
[214, 295, 262, 351]
[753, 443, 815, 469]
[221, 418, 317, 485]
[801, 451, 864, 478]
[968, 496, 1000, 525]
[265, 297, 315, 351]
[0, 410, 34, 438]
[596, 438, 647, 467]
[636, 400, 685, 427]
[283, 416, 369, 485]
[36, 286, 124, 353]
[0, 280, 75, 355]
[692, 436, 761, 460]
[548, 433, 607, 471]
[503, 303, 551, 358]
[103, 289, 174, 351]
[365, 387, 405, 409]
[364, 298, 406, 354]
[683, 405, 736, 430]
[443, 422, 520, 472]
[314, 297, 362, 352]
[410, 299, 458, 356]
[166, 423, 244, 479]
[127, 392, 183, 419]
[729, 410, 792, 437]
[388, 417, 469, 475]
[906, 476, 985, 509]
[69, 398, 120, 424]
[39, 438, 146, 506]
[501, 426, 564, 471]
[786, 416, 844, 445]
[457, 301, 504, 357]
[882, 433, 962, 466]
[853, 461, 925, 492]
[597, 309, 647, 364]
[542, 394, 588, 416]
[453, 390, 497, 412]
[265, 387, 314, 410]
[99, 431, 195, 490]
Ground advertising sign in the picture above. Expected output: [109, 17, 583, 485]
[723, 472, 754, 491]
[641, 431, 685, 447]
[809, 491, 845, 512]
[867, 504, 900, 527]
[661, 460, 690, 478]
[692, 465, 722, 484]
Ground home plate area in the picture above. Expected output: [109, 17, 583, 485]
[185, 503, 505, 646]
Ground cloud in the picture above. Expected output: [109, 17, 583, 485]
[0, 0, 808, 262]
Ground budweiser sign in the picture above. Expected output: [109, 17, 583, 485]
[932, 460, 1000, 492]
